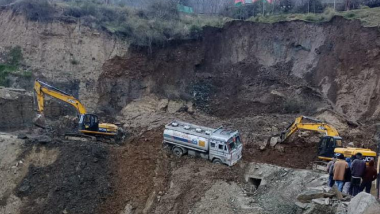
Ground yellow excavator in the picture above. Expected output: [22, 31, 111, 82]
[34, 80, 124, 142]
[279, 116, 376, 162]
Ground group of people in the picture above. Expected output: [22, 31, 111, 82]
[327, 153, 377, 196]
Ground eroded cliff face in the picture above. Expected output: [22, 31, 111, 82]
[98, 17, 380, 122]
[0, 9, 128, 111]
[2, 9, 380, 123]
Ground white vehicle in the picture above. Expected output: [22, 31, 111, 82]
[163, 121, 243, 166]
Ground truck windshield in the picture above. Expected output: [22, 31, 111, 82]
[228, 136, 241, 151]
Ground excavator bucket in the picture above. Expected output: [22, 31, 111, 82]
[33, 114, 46, 128]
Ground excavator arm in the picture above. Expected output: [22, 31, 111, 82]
[34, 80, 87, 115]
[280, 116, 340, 142]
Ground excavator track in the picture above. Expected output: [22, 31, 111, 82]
[64, 133, 96, 142]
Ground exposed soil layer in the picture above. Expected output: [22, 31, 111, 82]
[245, 143, 318, 169]
[97, 128, 245, 214]
[15, 140, 112, 214]
[97, 128, 169, 214]
[99, 17, 380, 122]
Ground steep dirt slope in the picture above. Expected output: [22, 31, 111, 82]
[98, 17, 380, 122]
[0, 9, 128, 111]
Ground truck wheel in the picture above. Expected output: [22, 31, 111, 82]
[213, 159, 222, 164]
[173, 147, 184, 157]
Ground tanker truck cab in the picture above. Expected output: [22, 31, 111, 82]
[209, 129, 242, 166]
[163, 121, 243, 166]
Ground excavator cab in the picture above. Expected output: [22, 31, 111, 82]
[79, 114, 99, 132]
[318, 136, 343, 160]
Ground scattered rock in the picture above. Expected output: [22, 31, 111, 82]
[157, 99, 169, 111]
[186, 102, 195, 114]
[121, 204, 134, 214]
[303, 203, 335, 214]
[336, 202, 348, 214]
[323, 192, 335, 198]
[330, 186, 343, 200]
[17, 133, 28, 139]
[18, 181, 30, 193]
[297, 189, 325, 203]
[259, 140, 268, 151]
[295, 201, 309, 209]
[311, 198, 329, 205]
[269, 137, 279, 147]
[275, 145, 285, 153]
[347, 192, 380, 214]
[346, 120, 359, 128]
[38, 136, 53, 144]
[167, 100, 185, 113]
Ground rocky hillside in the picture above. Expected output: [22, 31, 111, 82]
[0, 9, 128, 111]
[98, 16, 380, 123]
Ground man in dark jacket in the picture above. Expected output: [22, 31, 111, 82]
[342, 158, 352, 194]
[360, 160, 377, 193]
[351, 153, 366, 196]
[327, 157, 337, 187]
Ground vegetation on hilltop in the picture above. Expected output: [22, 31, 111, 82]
[0, 46, 31, 86]
[248, 6, 380, 27]
[0, 0, 229, 48]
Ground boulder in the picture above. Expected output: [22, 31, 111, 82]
[269, 137, 279, 147]
[121, 204, 134, 214]
[295, 201, 309, 209]
[157, 99, 169, 111]
[297, 189, 325, 203]
[17, 133, 28, 139]
[311, 198, 330, 205]
[329, 186, 343, 200]
[347, 192, 380, 214]
[167, 100, 185, 113]
[336, 202, 348, 214]
[303, 204, 335, 214]
[186, 101, 195, 113]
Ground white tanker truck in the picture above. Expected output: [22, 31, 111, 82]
[163, 121, 243, 166]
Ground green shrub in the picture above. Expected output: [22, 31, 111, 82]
[0, 64, 17, 86]
[344, 12, 356, 18]
[146, 0, 179, 20]
[6, 46, 23, 66]
[305, 14, 318, 21]
[189, 24, 202, 38]
[70, 59, 79, 65]
[11, 0, 56, 22]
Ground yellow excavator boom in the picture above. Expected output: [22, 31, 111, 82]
[34, 80, 87, 115]
[280, 116, 376, 162]
[281, 116, 339, 142]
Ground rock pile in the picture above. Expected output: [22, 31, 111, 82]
[295, 187, 380, 214]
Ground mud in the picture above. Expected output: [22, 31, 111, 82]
[15, 140, 112, 214]
[97, 128, 244, 214]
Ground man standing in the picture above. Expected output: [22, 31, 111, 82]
[360, 160, 377, 193]
[333, 154, 348, 192]
[342, 157, 352, 194]
[351, 153, 366, 196]
[327, 156, 337, 187]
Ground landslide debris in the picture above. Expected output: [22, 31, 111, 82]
[15, 139, 112, 214]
